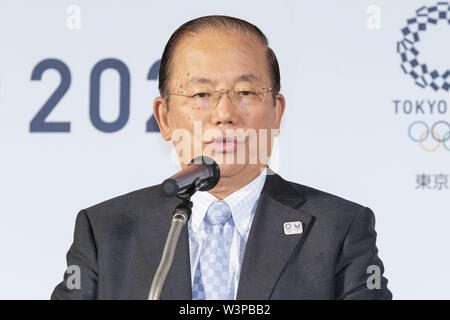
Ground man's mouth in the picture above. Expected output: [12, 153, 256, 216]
[211, 137, 239, 153]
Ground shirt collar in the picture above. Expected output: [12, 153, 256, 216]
[190, 167, 267, 238]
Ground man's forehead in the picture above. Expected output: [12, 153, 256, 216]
[174, 30, 267, 65]
[170, 30, 270, 88]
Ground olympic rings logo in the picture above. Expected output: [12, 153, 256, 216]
[397, 2, 450, 91]
[408, 120, 450, 151]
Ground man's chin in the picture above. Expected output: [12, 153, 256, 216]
[214, 162, 247, 178]
[215, 162, 265, 179]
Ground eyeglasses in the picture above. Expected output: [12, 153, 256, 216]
[166, 87, 273, 110]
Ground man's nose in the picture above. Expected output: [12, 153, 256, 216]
[210, 92, 239, 125]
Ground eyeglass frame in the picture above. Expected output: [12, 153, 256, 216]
[164, 87, 274, 109]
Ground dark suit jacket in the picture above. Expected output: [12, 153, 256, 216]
[51, 172, 392, 300]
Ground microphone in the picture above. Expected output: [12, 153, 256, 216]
[148, 156, 220, 300]
[161, 155, 220, 197]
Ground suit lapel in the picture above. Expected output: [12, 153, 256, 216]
[132, 193, 192, 299]
[236, 173, 314, 300]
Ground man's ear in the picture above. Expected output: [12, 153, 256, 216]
[153, 97, 172, 141]
[273, 93, 286, 136]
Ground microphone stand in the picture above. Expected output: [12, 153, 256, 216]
[147, 185, 200, 300]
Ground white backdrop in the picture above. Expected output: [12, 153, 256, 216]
[0, 0, 449, 299]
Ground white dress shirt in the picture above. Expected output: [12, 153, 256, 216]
[188, 168, 267, 299]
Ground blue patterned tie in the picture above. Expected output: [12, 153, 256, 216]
[192, 200, 234, 300]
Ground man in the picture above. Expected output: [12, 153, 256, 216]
[51, 15, 392, 300]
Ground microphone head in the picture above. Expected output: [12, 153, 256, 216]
[190, 156, 220, 192]
[161, 156, 220, 197]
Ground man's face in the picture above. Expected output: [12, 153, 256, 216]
[154, 29, 285, 179]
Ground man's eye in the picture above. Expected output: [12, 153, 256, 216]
[238, 90, 255, 96]
[193, 92, 210, 98]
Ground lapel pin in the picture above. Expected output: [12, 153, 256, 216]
[283, 221, 303, 235]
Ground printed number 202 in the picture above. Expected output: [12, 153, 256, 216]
[30, 58, 161, 133]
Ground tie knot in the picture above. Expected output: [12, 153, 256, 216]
[206, 201, 232, 225]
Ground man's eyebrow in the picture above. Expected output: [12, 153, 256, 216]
[185, 77, 213, 86]
[234, 74, 259, 83]
[184, 74, 260, 86]
[186, 73, 259, 84]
